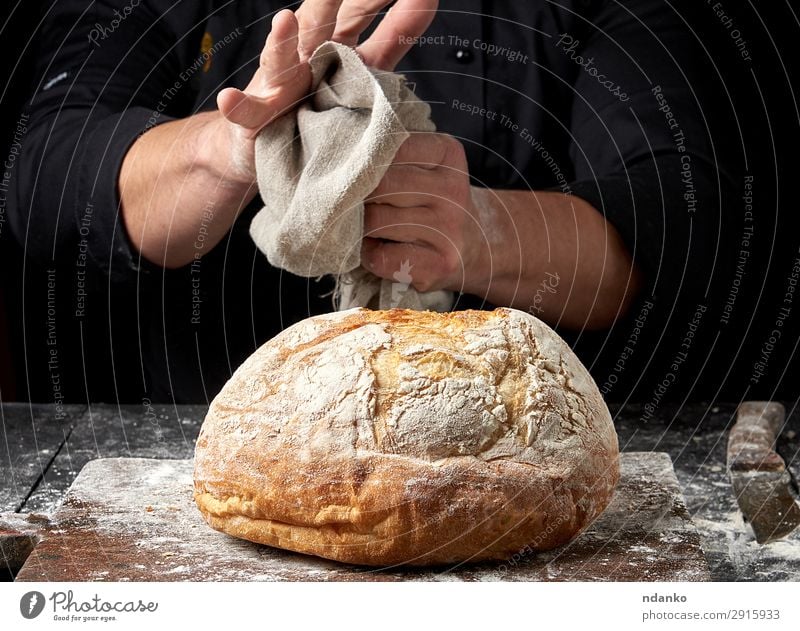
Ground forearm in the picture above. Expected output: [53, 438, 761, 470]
[118, 0, 434, 270]
[119, 110, 257, 269]
[468, 188, 641, 330]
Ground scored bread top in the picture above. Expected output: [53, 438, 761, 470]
[198, 308, 613, 464]
[194, 308, 619, 565]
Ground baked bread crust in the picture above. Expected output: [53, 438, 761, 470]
[193, 308, 619, 566]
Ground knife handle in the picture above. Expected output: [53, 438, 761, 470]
[727, 401, 786, 472]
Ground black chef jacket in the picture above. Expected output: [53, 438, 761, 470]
[9, 0, 742, 404]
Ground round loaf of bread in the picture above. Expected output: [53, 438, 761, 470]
[193, 307, 619, 566]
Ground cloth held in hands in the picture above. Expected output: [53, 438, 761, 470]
[250, 41, 453, 311]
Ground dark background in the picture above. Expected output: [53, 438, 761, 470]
[1, 0, 799, 405]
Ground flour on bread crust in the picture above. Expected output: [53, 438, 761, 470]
[193, 308, 619, 566]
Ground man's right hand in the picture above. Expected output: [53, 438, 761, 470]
[213, 0, 438, 183]
[121, 0, 437, 268]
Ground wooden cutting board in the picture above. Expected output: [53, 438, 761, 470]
[14, 452, 709, 581]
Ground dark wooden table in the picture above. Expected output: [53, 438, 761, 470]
[2, 402, 799, 581]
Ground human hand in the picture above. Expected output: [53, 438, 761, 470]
[361, 132, 498, 295]
[212, 0, 438, 182]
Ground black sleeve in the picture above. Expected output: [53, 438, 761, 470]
[9, 0, 205, 283]
[562, 0, 739, 400]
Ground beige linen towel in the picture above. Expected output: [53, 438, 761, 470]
[250, 40, 453, 311]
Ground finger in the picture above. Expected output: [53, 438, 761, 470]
[295, 0, 344, 60]
[362, 236, 437, 275]
[363, 203, 434, 241]
[392, 132, 452, 167]
[217, 87, 247, 123]
[366, 133, 458, 201]
[217, 88, 271, 129]
[356, 0, 438, 70]
[362, 238, 453, 292]
[366, 164, 446, 202]
[333, 1, 392, 46]
[217, 87, 299, 132]
[258, 9, 301, 89]
[218, 11, 304, 131]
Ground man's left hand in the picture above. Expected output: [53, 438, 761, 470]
[361, 132, 493, 295]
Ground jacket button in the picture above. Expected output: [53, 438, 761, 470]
[454, 48, 473, 63]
